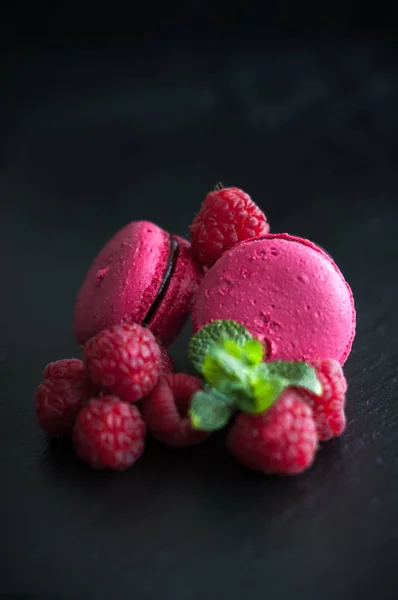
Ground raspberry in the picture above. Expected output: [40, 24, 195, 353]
[227, 389, 318, 475]
[73, 396, 146, 470]
[190, 186, 270, 268]
[159, 346, 174, 375]
[43, 358, 86, 380]
[141, 373, 209, 447]
[35, 358, 94, 435]
[84, 323, 161, 403]
[297, 359, 347, 441]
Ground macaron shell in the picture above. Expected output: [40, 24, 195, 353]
[74, 221, 169, 346]
[192, 233, 356, 364]
[148, 236, 204, 348]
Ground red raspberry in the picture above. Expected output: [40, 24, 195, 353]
[159, 346, 174, 375]
[227, 389, 318, 475]
[73, 396, 146, 470]
[84, 323, 161, 403]
[43, 358, 86, 380]
[190, 186, 270, 268]
[35, 359, 94, 435]
[297, 359, 347, 441]
[141, 373, 209, 447]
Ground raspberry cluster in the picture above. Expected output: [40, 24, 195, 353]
[35, 184, 349, 475]
[35, 323, 202, 470]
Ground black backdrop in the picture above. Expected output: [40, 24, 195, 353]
[1, 3, 398, 599]
[1, 1, 397, 46]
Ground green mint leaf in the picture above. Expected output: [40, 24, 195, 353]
[218, 338, 264, 366]
[203, 345, 254, 396]
[201, 338, 266, 409]
[202, 339, 263, 390]
[188, 320, 254, 374]
[249, 374, 286, 413]
[242, 339, 264, 365]
[189, 387, 235, 431]
[261, 361, 322, 396]
[202, 351, 248, 401]
[236, 370, 286, 414]
[204, 347, 245, 381]
[202, 353, 225, 387]
[235, 361, 322, 415]
[222, 339, 245, 359]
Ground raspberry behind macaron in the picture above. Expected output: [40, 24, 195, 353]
[190, 185, 270, 268]
[297, 358, 347, 441]
[159, 346, 175, 375]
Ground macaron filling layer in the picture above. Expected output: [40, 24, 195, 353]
[143, 236, 179, 326]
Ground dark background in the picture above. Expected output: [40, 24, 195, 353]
[1, 2, 398, 598]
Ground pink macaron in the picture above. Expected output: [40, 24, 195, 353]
[192, 233, 356, 364]
[74, 221, 203, 348]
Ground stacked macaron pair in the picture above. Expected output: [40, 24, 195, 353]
[35, 185, 356, 475]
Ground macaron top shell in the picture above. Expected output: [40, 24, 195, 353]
[192, 233, 356, 364]
[74, 221, 169, 346]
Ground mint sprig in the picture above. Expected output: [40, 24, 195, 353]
[187, 320, 323, 432]
[188, 320, 254, 374]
